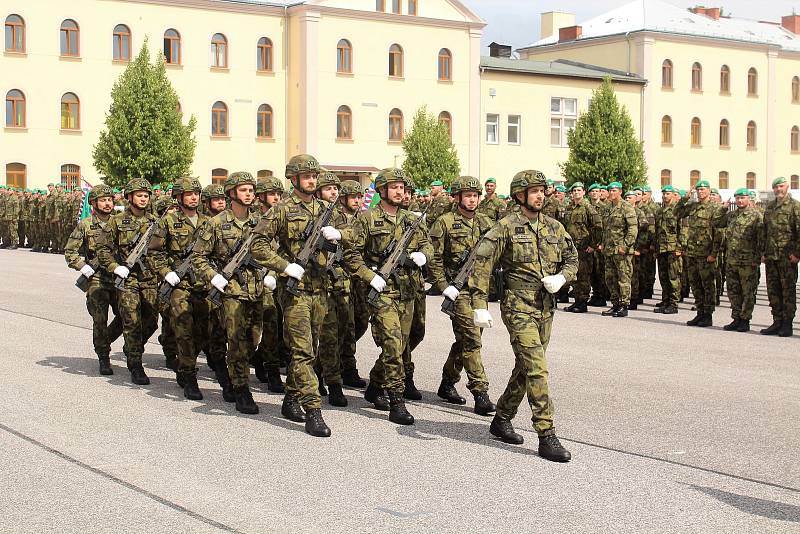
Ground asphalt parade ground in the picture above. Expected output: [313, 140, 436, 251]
[0, 248, 798, 533]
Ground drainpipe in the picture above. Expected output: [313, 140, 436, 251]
[625, 31, 632, 74]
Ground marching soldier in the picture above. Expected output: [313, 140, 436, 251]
[600, 182, 638, 317]
[400, 175, 426, 400]
[626, 189, 654, 311]
[477, 178, 506, 221]
[427, 179, 452, 226]
[562, 182, 602, 313]
[653, 185, 682, 314]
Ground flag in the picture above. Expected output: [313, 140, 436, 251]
[362, 182, 380, 211]
[79, 176, 93, 221]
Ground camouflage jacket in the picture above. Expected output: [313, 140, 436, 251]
[633, 205, 655, 251]
[427, 193, 453, 226]
[0, 195, 5, 218]
[762, 194, 800, 260]
[325, 207, 350, 293]
[3, 195, 19, 220]
[148, 210, 210, 292]
[601, 200, 638, 255]
[563, 197, 602, 251]
[726, 206, 764, 265]
[45, 193, 57, 221]
[96, 206, 158, 284]
[428, 210, 494, 293]
[675, 197, 726, 258]
[540, 195, 563, 223]
[64, 214, 114, 282]
[477, 195, 506, 222]
[655, 203, 680, 253]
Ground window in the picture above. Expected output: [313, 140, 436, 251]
[691, 62, 702, 91]
[438, 111, 452, 141]
[661, 59, 673, 89]
[257, 104, 273, 138]
[5, 89, 25, 127]
[164, 29, 181, 64]
[60, 19, 80, 57]
[661, 115, 672, 144]
[486, 113, 499, 144]
[211, 101, 228, 136]
[720, 65, 730, 93]
[389, 108, 403, 140]
[61, 164, 80, 188]
[550, 97, 577, 147]
[438, 48, 452, 81]
[793, 76, 800, 104]
[60, 92, 80, 130]
[337, 39, 352, 74]
[660, 169, 672, 187]
[112, 24, 131, 62]
[389, 44, 403, 77]
[212, 168, 228, 185]
[257, 170, 273, 179]
[792, 126, 799, 152]
[719, 171, 729, 189]
[376, 0, 385, 11]
[408, 0, 417, 15]
[690, 170, 701, 183]
[746, 172, 756, 189]
[257, 37, 273, 72]
[508, 114, 520, 145]
[211, 33, 228, 68]
[747, 121, 757, 149]
[5, 14, 25, 52]
[691, 117, 701, 146]
[719, 119, 729, 148]
[792, 175, 799, 189]
[392, 0, 401, 14]
[747, 68, 758, 96]
[6, 163, 26, 188]
[337, 105, 352, 139]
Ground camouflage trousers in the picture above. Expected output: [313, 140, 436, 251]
[221, 297, 263, 388]
[255, 291, 281, 372]
[687, 256, 717, 314]
[117, 278, 159, 367]
[352, 278, 371, 343]
[726, 263, 759, 321]
[316, 290, 353, 386]
[85, 277, 123, 358]
[202, 307, 227, 366]
[570, 250, 594, 301]
[680, 256, 691, 298]
[280, 288, 327, 410]
[644, 251, 657, 295]
[368, 294, 414, 394]
[765, 259, 798, 321]
[158, 311, 178, 360]
[638, 252, 655, 297]
[402, 288, 426, 377]
[591, 252, 609, 299]
[169, 287, 219, 375]
[441, 293, 489, 393]
[604, 254, 633, 306]
[2, 219, 19, 246]
[497, 305, 555, 437]
[657, 252, 682, 306]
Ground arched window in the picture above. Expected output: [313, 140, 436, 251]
[257, 104, 273, 138]
[691, 117, 701, 146]
[792, 126, 799, 152]
[60, 164, 80, 188]
[661, 115, 672, 144]
[409, 0, 418, 15]
[438, 48, 452, 81]
[211, 33, 228, 68]
[6, 163, 26, 188]
[337, 39, 352, 73]
[690, 170, 701, 183]
[660, 169, 672, 187]
[661, 59, 673, 89]
[720, 65, 730, 93]
[747, 121, 757, 149]
[792, 175, 799, 189]
[5, 89, 25, 127]
[747, 67, 758, 96]
[389, 44, 403, 77]
[719, 119, 729, 147]
[211, 168, 228, 185]
[60, 92, 80, 130]
[164, 29, 181, 64]
[746, 172, 756, 189]
[438, 111, 452, 140]
[257, 170, 273, 179]
[336, 105, 352, 140]
[113, 24, 131, 62]
[211, 101, 228, 136]
[389, 108, 403, 140]
[5, 15, 25, 53]
[257, 37, 273, 72]
[691, 62, 702, 91]
[793, 76, 800, 104]
[60, 19, 80, 57]
[718, 171, 729, 189]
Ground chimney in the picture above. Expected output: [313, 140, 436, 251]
[782, 14, 800, 34]
[559, 25, 582, 42]
[691, 6, 721, 20]
[489, 42, 512, 58]
[541, 11, 575, 40]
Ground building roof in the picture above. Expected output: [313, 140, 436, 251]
[480, 56, 646, 84]
[520, 0, 800, 52]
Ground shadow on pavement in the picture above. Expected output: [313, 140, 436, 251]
[688, 484, 800, 523]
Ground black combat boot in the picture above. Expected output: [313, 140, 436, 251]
[612, 305, 628, 317]
[686, 312, 703, 326]
[557, 293, 569, 304]
[327, 384, 348, 407]
[696, 313, 713, 327]
[403, 375, 422, 401]
[538, 435, 571, 463]
[317, 372, 328, 397]
[489, 416, 523, 445]
[565, 300, 587, 313]
[281, 395, 306, 422]
[234, 385, 259, 414]
[304, 408, 331, 437]
[342, 368, 366, 388]
[253, 358, 268, 383]
[778, 319, 793, 337]
[643, 289, 654, 300]
[628, 300, 638, 310]
[129, 365, 150, 385]
[723, 319, 741, 331]
[98, 356, 113, 376]
[212, 361, 235, 402]
[473, 391, 496, 416]
[760, 320, 782, 335]
[587, 296, 607, 307]
[364, 382, 390, 411]
[183, 374, 203, 401]
[601, 304, 619, 316]
[388, 391, 414, 425]
[661, 304, 678, 314]
[165, 355, 178, 372]
[654, 301, 665, 309]
[266, 368, 285, 393]
[736, 320, 750, 333]
[437, 380, 466, 405]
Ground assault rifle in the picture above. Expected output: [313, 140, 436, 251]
[285, 200, 337, 296]
[114, 213, 166, 290]
[157, 239, 198, 304]
[207, 221, 267, 308]
[440, 236, 485, 317]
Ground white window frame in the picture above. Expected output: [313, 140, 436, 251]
[507, 114, 521, 145]
[550, 97, 577, 147]
[486, 113, 499, 144]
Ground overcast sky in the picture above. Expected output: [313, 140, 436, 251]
[461, 0, 800, 52]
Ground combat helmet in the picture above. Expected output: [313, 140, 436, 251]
[285, 154, 320, 179]
[316, 171, 341, 191]
[509, 170, 546, 196]
[124, 178, 152, 196]
[374, 167, 407, 189]
[456, 176, 482, 195]
[340, 180, 363, 196]
[202, 184, 225, 201]
[173, 176, 202, 196]
[88, 184, 114, 203]
[224, 171, 257, 194]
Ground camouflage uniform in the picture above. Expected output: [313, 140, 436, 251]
[427, 191, 452, 227]
[477, 194, 506, 222]
[563, 197, 602, 303]
[639, 198, 659, 296]
[589, 198, 610, 303]
[601, 199, 638, 307]
[655, 202, 683, 308]
[630, 203, 655, 304]
[725, 205, 763, 322]
[762, 193, 800, 324]
[3, 191, 20, 248]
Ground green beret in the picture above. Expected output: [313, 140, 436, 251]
[422, 189, 430, 196]
[166, 184, 174, 190]
[748, 190, 757, 198]
[546, 179, 555, 186]
[711, 188, 719, 195]
[485, 178, 496, 184]
[772, 177, 787, 188]
[599, 184, 608, 190]
[569, 182, 585, 191]
[153, 184, 162, 191]
[624, 190, 637, 198]
[607, 181, 623, 190]
[641, 185, 651, 192]
[587, 183, 599, 192]
[734, 187, 750, 197]
[112, 188, 121, 193]
[695, 180, 710, 189]
[556, 185, 566, 193]
[498, 194, 507, 200]
[661, 185, 676, 193]
[430, 180, 443, 187]
[632, 187, 642, 193]
[679, 189, 688, 197]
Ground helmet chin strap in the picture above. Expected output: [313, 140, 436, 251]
[458, 195, 476, 213]
[514, 190, 541, 212]
[381, 186, 402, 207]
[292, 177, 314, 196]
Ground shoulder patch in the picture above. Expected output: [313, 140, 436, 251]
[173, 222, 183, 228]
[374, 220, 384, 227]
[452, 223, 462, 229]
[121, 219, 131, 224]
[222, 223, 232, 230]
[89, 223, 99, 230]
[515, 226, 525, 234]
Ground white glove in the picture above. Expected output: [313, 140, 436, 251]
[541, 274, 567, 294]
[321, 226, 341, 242]
[412, 211, 423, 217]
[409, 252, 427, 267]
[473, 309, 494, 328]
[80, 264, 95, 278]
[164, 271, 180, 287]
[284, 263, 305, 280]
[211, 273, 228, 292]
[113, 266, 130, 279]
[264, 275, 277, 291]
[443, 285, 460, 301]
[370, 274, 387, 293]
